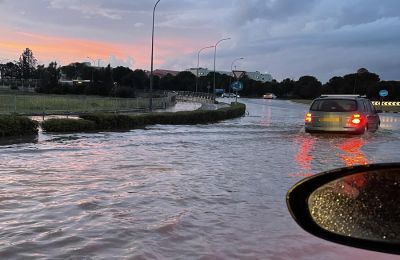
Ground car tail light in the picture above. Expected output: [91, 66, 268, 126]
[351, 114, 362, 124]
[305, 113, 312, 123]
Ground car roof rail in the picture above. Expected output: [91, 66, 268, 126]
[319, 94, 361, 98]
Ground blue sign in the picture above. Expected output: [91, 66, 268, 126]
[231, 81, 243, 91]
[379, 89, 388, 97]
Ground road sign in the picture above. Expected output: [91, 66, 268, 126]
[231, 81, 243, 91]
[379, 89, 388, 97]
[232, 70, 245, 79]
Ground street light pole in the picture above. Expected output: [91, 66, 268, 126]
[231, 57, 244, 72]
[150, 0, 161, 111]
[213, 37, 231, 98]
[196, 45, 214, 93]
[87, 56, 95, 86]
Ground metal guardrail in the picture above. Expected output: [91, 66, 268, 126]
[175, 91, 215, 103]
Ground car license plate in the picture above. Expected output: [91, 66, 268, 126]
[320, 117, 339, 122]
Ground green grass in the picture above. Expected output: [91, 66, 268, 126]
[0, 93, 170, 115]
[290, 99, 313, 105]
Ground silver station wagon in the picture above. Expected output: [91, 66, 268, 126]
[305, 95, 381, 134]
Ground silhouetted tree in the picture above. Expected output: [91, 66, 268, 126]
[294, 76, 322, 99]
[18, 48, 37, 79]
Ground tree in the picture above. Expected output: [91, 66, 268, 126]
[295, 76, 322, 99]
[36, 62, 60, 93]
[323, 76, 346, 94]
[174, 71, 196, 91]
[1, 62, 20, 79]
[18, 48, 37, 79]
[112, 66, 133, 85]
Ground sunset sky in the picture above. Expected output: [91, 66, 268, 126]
[0, 0, 399, 82]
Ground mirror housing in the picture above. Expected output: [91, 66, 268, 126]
[287, 163, 400, 255]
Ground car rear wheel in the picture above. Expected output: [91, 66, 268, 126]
[357, 124, 368, 134]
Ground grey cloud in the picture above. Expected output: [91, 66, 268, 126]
[1, 0, 399, 82]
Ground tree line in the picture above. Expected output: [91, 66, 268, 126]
[1, 48, 399, 100]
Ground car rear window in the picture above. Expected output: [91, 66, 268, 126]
[310, 99, 358, 112]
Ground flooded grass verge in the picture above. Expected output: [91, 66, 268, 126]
[41, 102, 246, 133]
[0, 115, 38, 138]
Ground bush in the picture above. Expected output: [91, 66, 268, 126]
[80, 113, 146, 130]
[0, 115, 38, 137]
[41, 118, 96, 132]
[42, 102, 246, 132]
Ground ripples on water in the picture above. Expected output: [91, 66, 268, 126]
[1, 99, 399, 259]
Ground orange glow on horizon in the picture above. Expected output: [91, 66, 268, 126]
[0, 27, 201, 69]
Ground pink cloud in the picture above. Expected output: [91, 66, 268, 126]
[0, 26, 207, 70]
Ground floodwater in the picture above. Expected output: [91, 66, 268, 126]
[1, 99, 400, 259]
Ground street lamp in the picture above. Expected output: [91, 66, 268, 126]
[87, 56, 95, 86]
[213, 37, 231, 97]
[231, 57, 244, 72]
[196, 45, 214, 93]
[149, 0, 161, 111]
[229, 57, 244, 94]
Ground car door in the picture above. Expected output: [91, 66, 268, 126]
[364, 100, 379, 130]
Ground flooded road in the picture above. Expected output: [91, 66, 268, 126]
[1, 99, 400, 259]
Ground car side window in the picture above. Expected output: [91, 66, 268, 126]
[359, 101, 367, 112]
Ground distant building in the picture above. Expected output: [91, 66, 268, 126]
[186, 68, 273, 83]
[245, 71, 273, 82]
[186, 68, 210, 77]
[59, 79, 91, 86]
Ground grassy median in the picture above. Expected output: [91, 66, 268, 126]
[0, 115, 39, 137]
[41, 102, 246, 133]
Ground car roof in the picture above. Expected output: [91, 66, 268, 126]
[315, 95, 368, 101]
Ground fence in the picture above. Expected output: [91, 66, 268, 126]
[175, 91, 215, 103]
[0, 93, 176, 115]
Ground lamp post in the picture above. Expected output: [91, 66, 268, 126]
[87, 56, 95, 86]
[231, 57, 244, 72]
[149, 0, 161, 111]
[196, 45, 214, 93]
[229, 57, 244, 94]
[213, 37, 231, 97]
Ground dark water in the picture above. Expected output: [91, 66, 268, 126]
[1, 99, 399, 259]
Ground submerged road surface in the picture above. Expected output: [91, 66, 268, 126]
[1, 99, 400, 259]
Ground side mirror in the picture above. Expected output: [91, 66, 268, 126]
[287, 163, 400, 255]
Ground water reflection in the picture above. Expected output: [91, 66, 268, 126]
[294, 135, 368, 176]
[259, 100, 272, 126]
[379, 114, 400, 130]
[291, 136, 315, 177]
[336, 138, 368, 166]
